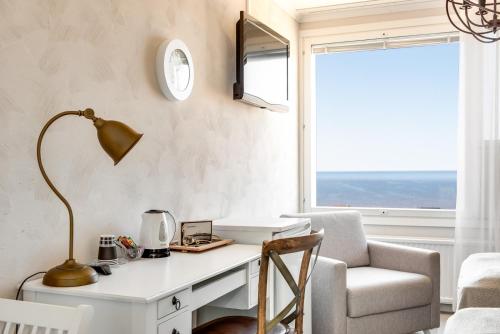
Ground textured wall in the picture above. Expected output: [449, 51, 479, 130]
[0, 0, 299, 298]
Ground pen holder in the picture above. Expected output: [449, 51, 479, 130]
[98, 235, 118, 265]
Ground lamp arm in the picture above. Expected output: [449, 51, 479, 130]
[36, 109, 97, 260]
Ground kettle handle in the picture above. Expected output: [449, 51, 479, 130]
[164, 210, 177, 244]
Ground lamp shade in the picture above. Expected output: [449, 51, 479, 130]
[93, 118, 143, 165]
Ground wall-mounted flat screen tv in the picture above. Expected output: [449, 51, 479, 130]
[233, 11, 289, 112]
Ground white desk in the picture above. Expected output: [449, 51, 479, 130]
[23, 244, 263, 334]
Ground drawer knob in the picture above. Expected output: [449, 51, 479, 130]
[172, 296, 181, 310]
[172, 329, 180, 334]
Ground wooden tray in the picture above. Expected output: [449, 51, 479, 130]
[170, 239, 234, 253]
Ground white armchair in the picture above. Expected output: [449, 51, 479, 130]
[282, 211, 440, 334]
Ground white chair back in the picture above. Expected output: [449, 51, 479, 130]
[0, 298, 93, 334]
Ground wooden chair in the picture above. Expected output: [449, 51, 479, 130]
[193, 229, 324, 334]
[0, 298, 93, 334]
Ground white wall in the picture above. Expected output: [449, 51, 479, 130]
[0, 0, 299, 298]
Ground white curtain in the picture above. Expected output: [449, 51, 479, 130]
[455, 33, 500, 289]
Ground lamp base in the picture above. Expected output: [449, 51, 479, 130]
[43, 259, 98, 287]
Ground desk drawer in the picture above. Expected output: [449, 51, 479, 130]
[249, 275, 259, 307]
[158, 288, 190, 320]
[192, 268, 247, 310]
[158, 309, 191, 334]
[250, 258, 261, 276]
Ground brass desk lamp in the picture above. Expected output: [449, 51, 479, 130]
[37, 108, 143, 287]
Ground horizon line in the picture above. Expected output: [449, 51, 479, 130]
[317, 170, 457, 173]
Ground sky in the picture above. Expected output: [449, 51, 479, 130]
[315, 42, 459, 172]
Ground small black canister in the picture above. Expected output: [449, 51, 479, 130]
[98, 235, 118, 262]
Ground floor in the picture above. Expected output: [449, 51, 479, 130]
[416, 313, 452, 334]
[437, 312, 452, 334]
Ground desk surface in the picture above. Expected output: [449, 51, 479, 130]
[24, 244, 261, 304]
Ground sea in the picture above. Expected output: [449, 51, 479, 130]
[316, 171, 457, 209]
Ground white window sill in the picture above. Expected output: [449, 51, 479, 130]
[367, 235, 455, 245]
[310, 206, 455, 228]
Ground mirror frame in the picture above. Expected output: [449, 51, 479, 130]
[156, 39, 195, 101]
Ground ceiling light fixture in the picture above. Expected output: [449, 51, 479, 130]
[446, 0, 500, 43]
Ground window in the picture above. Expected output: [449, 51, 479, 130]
[306, 33, 459, 212]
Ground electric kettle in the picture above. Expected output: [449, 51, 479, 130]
[140, 210, 176, 258]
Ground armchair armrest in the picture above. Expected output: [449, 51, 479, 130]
[312, 256, 347, 334]
[367, 240, 440, 328]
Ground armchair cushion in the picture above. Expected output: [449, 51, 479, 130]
[346, 267, 432, 318]
[281, 211, 369, 267]
[367, 240, 440, 329]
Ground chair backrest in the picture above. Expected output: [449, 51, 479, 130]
[256, 229, 324, 334]
[281, 211, 369, 267]
[0, 298, 93, 334]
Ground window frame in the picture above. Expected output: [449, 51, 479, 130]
[299, 20, 459, 222]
